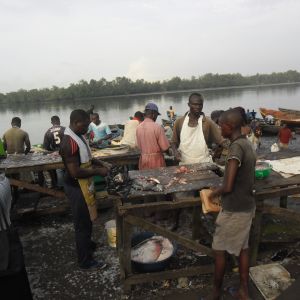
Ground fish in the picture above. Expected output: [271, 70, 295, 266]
[131, 236, 174, 263]
[131, 238, 162, 263]
[157, 238, 174, 261]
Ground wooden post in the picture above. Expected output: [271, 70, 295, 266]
[250, 200, 264, 266]
[280, 196, 288, 208]
[123, 219, 133, 292]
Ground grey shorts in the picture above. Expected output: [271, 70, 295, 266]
[212, 208, 255, 256]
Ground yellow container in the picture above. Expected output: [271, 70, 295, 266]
[105, 220, 116, 248]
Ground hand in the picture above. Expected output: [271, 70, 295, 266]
[95, 167, 109, 177]
[101, 161, 112, 171]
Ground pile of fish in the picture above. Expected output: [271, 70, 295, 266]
[131, 236, 174, 263]
[106, 165, 132, 196]
[132, 176, 164, 192]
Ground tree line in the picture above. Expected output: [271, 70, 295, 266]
[1, 70, 300, 104]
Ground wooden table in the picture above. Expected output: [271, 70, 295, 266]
[113, 160, 300, 292]
[0, 149, 141, 212]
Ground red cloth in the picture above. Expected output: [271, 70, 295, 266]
[279, 127, 292, 144]
[136, 118, 170, 170]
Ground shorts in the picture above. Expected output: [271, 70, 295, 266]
[212, 208, 255, 256]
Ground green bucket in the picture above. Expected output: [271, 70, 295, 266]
[255, 162, 272, 180]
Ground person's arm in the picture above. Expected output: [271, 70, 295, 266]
[207, 119, 225, 160]
[171, 119, 181, 161]
[209, 159, 239, 199]
[24, 133, 31, 154]
[66, 161, 108, 178]
[158, 126, 170, 153]
[91, 158, 112, 170]
[43, 131, 51, 151]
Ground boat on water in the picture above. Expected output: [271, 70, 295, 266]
[260, 108, 300, 127]
[260, 123, 280, 136]
[278, 107, 300, 116]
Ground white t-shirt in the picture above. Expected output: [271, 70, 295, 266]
[120, 119, 139, 147]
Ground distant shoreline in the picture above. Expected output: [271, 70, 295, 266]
[74, 81, 300, 102]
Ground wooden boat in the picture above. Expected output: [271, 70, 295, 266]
[260, 108, 300, 127]
[279, 107, 300, 116]
[260, 123, 280, 136]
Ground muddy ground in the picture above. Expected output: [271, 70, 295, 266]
[14, 135, 300, 299]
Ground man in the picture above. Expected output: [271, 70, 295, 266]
[208, 109, 256, 300]
[43, 116, 65, 151]
[120, 111, 144, 148]
[3, 117, 31, 154]
[59, 109, 110, 270]
[167, 106, 175, 120]
[171, 93, 223, 165]
[88, 113, 112, 146]
[136, 103, 169, 170]
[278, 124, 292, 149]
[43, 116, 65, 188]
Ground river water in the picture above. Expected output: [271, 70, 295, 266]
[1, 84, 300, 144]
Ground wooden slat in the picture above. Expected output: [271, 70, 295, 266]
[255, 185, 300, 200]
[124, 215, 213, 257]
[9, 178, 66, 198]
[263, 204, 300, 222]
[119, 197, 200, 214]
[125, 265, 214, 285]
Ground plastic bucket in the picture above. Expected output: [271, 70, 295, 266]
[105, 220, 117, 248]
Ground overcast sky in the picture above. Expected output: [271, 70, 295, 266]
[1, 0, 300, 93]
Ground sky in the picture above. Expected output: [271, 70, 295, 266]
[0, 0, 300, 93]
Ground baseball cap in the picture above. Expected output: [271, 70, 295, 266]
[145, 103, 161, 115]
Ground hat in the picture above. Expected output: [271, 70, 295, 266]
[145, 103, 161, 115]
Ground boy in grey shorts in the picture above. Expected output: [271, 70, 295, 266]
[208, 109, 256, 300]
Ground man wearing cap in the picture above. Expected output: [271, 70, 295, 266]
[172, 93, 224, 164]
[136, 103, 170, 170]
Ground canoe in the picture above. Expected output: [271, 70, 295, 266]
[279, 107, 300, 116]
[260, 108, 300, 127]
[260, 123, 280, 136]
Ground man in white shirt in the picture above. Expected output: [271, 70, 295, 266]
[120, 111, 144, 148]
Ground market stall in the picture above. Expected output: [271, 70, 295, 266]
[112, 157, 300, 292]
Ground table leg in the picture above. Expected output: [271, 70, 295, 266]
[250, 201, 264, 266]
[123, 218, 132, 292]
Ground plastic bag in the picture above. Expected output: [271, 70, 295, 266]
[271, 143, 279, 152]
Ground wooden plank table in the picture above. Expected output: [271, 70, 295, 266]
[0, 149, 141, 214]
[113, 160, 300, 292]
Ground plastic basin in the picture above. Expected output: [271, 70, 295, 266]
[255, 161, 272, 180]
[131, 232, 177, 273]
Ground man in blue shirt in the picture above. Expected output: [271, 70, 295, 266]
[88, 113, 112, 146]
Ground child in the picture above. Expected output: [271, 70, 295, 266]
[208, 109, 256, 300]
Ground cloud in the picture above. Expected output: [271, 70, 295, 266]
[127, 57, 149, 80]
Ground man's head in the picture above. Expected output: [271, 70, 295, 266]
[51, 115, 60, 126]
[210, 110, 224, 125]
[218, 109, 244, 139]
[233, 106, 247, 125]
[144, 103, 160, 121]
[11, 117, 21, 128]
[69, 109, 90, 135]
[188, 93, 204, 117]
[134, 111, 144, 122]
[170, 106, 173, 110]
[91, 113, 101, 125]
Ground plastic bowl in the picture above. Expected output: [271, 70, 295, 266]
[255, 161, 272, 180]
[131, 232, 177, 273]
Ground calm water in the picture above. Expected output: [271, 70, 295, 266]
[1, 84, 300, 144]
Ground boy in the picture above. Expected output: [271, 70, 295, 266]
[208, 109, 256, 300]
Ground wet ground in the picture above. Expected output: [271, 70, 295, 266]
[15, 134, 300, 299]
